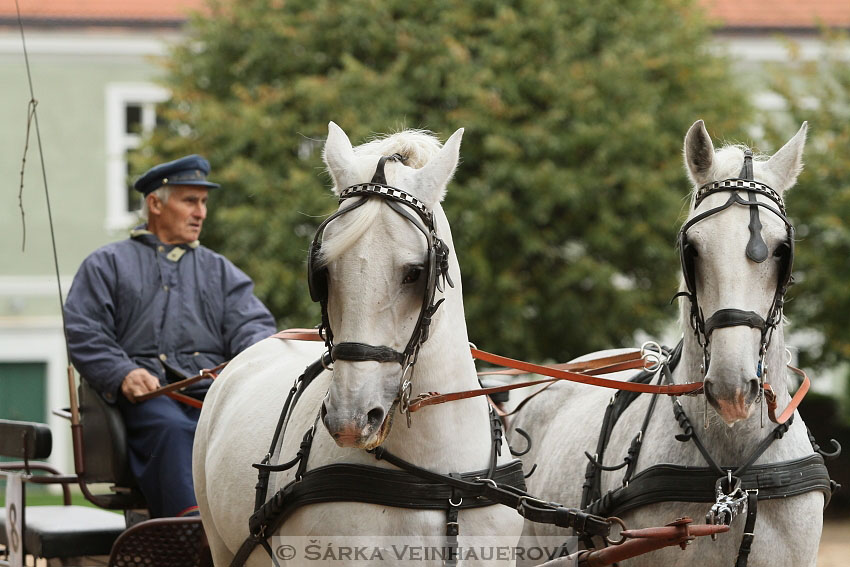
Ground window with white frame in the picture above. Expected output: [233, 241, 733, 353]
[105, 83, 169, 231]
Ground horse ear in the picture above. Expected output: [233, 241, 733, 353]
[765, 122, 807, 193]
[414, 128, 464, 207]
[323, 121, 357, 194]
[684, 120, 715, 187]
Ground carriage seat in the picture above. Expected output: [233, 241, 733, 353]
[0, 419, 127, 559]
[77, 378, 147, 510]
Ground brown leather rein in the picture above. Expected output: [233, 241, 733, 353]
[269, 329, 807, 424]
[138, 328, 809, 426]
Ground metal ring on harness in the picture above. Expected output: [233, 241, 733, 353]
[321, 351, 334, 371]
[605, 516, 628, 546]
[640, 341, 666, 372]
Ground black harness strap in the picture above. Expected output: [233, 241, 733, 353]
[583, 453, 833, 518]
[581, 342, 683, 510]
[446, 473, 462, 567]
[370, 446, 611, 536]
[331, 342, 406, 364]
[704, 308, 766, 337]
[736, 491, 758, 567]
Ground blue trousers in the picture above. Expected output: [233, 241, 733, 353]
[117, 395, 201, 517]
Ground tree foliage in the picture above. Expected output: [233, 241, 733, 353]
[761, 31, 850, 371]
[144, 0, 750, 361]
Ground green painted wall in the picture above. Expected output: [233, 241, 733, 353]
[0, 36, 169, 319]
[0, 362, 46, 424]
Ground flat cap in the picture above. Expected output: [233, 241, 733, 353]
[133, 154, 220, 195]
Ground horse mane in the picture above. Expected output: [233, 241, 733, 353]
[319, 129, 444, 265]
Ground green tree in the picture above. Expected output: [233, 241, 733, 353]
[144, 0, 749, 361]
[761, 31, 850, 373]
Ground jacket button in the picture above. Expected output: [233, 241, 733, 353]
[159, 354, 167, 361]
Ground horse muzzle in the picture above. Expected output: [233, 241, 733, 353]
[703, 376, 760, 425]
[321, 397, 393, 449]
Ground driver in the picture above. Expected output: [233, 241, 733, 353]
[64, 154, 277, 517]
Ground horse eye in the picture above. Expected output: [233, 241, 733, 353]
[402, 266, 423, 284]
[773, 243, 790, 258]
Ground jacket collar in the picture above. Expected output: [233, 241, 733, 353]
[130, 225, 199, 262]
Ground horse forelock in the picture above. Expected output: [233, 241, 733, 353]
[317, 199, 384, 266]
[353, 129, 443, 169]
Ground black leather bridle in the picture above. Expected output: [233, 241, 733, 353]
[307, 154, 453, 421]
[678, 150, 795, 384]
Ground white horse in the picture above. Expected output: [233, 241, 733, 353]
[194, 123, 524, 566]
[512, 121, 830, 566]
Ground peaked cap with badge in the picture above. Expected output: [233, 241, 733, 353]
[133, 154, 221, 196]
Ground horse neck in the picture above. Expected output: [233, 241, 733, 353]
[406, 205, 481, 391]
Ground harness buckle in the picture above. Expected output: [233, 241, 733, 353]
[516, 495, 552, 514]
[474, 477, 498, 489]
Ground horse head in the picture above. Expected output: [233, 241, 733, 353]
[681, 120, 806, 424]
[315, 122, 463, 449]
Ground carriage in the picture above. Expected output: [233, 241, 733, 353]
[3, 120, 840, 567]
[0, 377, 212, 566]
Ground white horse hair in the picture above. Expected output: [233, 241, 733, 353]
[512, 120, 824, 566]
[194, 122, 523, 566]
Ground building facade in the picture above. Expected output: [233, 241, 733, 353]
[0, 3, 193, 469]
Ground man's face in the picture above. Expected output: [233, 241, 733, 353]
[150, 186, 209, 244]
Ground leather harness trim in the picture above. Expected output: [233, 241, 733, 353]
[704, 308, 766, 336]
[331, 342, 406, 364]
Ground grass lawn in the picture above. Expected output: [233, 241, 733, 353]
[0, 480, 118, 511]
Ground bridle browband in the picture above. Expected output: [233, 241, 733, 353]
[307, 154, 453, 422]
[678, 150, 795, 386]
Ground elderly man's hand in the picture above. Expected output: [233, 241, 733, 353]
[121, 368, 161, 402]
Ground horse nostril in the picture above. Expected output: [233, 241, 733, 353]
[703, 381, 717, 407]
[321, 400, 336, 436]
[747, 379, 761, 404]
[366, 407, 385, 430]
